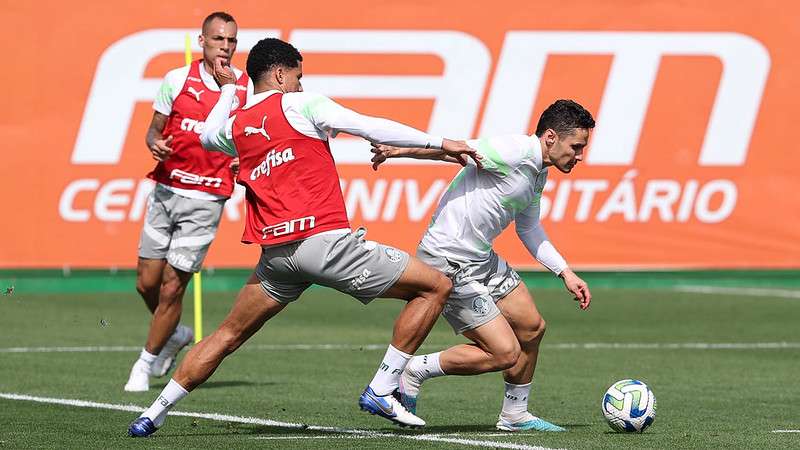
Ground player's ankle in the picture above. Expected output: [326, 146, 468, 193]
[406, 352, 445, 382]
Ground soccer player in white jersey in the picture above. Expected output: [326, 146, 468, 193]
[128, 38, 480, 437]
[369, 100, 595, 432]
[124, 12, 254, 393]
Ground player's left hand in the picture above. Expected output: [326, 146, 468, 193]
[230, 157, 240, 175]
[370, 143, 395, 170]
[213, 57, 236, 86]
[559, 268, 592, 310]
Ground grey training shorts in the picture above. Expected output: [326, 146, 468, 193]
[138, 184, 225, 273]
[416, 243, 521, 334]
[255, 227, 410, 304]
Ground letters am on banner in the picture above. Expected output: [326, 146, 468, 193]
[3, 0, 798, 269]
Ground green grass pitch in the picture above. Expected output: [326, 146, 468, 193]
[0, 279, 797, 449]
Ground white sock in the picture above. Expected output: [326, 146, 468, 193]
[368, 345, 412, 396]
[141, 379, 189, 427]
[501, 382, 532, 421]
[138, 349, 157, 367]
[406, 352, 446, 382]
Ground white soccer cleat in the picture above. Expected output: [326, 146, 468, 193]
[358, 386, 426, 428]
[151, 325, 194, 377]
[124, 359, 151, 392]
[496, 412, 566, 432]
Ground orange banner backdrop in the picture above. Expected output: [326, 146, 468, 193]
[3, 1, 798, 269]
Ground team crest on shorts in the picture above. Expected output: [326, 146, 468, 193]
[385, 247, 403, 263]
[472, 297, 491, 315]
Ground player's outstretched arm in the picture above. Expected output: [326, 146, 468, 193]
[369, 143, 482, 170]
[199, 59, 239, 157]
[298, 93, 479, 164]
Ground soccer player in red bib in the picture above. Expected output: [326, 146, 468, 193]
[128, 38, 479, 436]
[124, 12, 252, 393]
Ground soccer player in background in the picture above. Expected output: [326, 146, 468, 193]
[127, 38, 480, 436]
[124, 12, 253, 392]
[369, 100, 594, 432]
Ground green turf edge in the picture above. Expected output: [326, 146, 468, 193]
[0, 269, 798, 293]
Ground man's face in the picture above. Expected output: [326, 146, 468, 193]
[546, 128, 590, 173]
[278, 61, 304, 93]
[199, 18, 238, 66]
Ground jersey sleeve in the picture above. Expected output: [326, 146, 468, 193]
[199, 84, 238, 156]
[287, 92, 444, 149]
[152, 67, 188, 116]
[515, 203, 568, 275]
[466, 135, 535, 176]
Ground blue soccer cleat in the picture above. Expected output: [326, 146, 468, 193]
[128, 417, 158, 437]
[496, 413, 566, 432]
[358, 386, 425, 428]
[397, 372, 419, 415]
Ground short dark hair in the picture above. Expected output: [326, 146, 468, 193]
[246, 38, 303, 83]
[534, 99, 595, 137]
[202, 12, 236, 34]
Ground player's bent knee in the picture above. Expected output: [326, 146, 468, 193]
[535, 317, 547, 338]
[432, 272, 453, 301]
[493, 342, 522, 371]
[135, 278, 155, 297]
[518, 318, 547, 347]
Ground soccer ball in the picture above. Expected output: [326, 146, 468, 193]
[601, 379, 657, 432]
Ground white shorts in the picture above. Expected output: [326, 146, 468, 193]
[255, 228, 410, 304]
[417, 243, 520, 334]
[138, 184, 224, 273]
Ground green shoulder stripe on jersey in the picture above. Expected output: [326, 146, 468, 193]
[446, 167, 469, 193]
[215, 135, 237, 157]
[300, 94, 337, 122]
[501, 196, 532, 214]
[475, 236, 492, 252]
[477, 138, 510, 176]
[156, 81, 174, 109]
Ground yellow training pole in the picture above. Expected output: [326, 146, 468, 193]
[185, 33, 203, 343]
[184, 33, 193, 66]
[193, 271, 203, 343]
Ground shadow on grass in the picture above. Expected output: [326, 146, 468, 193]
[150, 380, 277, 390]
[603, 430, 659, 435]
[162, 420, 594, 438]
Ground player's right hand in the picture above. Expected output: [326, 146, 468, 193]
[559, 268, 592, 310]
[149, 135, 174, 161]
[213, 58, 236, 86]
[442, 139, 483, 168]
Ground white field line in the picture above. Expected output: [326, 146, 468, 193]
[0, 392, 562, 450]
[2, 342, 799, 354]
[0, 344, 382, 353]
[674, 285, 800, 299]
[548, 342, 800, 350]
[252, 435, 378, 440]
[772, 430, 800, 433]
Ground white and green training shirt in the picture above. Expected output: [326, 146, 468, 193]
[420, 134, 569, 275]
